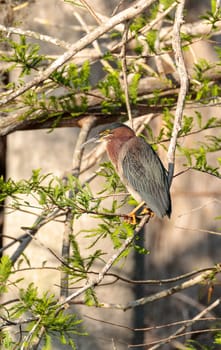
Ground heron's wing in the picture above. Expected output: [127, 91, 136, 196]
[120, 137, 171, 217]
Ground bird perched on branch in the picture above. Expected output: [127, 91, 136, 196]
[84, 123, 171, 222]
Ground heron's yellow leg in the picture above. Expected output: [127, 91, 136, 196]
[140, 207, 154, 217]
[125, 201, 145, 225]
[129, 201, 146, 215]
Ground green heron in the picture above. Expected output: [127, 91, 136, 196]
[84, 123, 171, 221]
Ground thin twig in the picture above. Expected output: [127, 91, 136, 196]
[175, 225, 221, 237]
[73, 11, 113, 71]
[98, 266, 218, 285]
[83, 314, 220, 334]
[9, 209, 61, 264]
[148, 298, 221, 350]
[120, 21, 133, 129]
[60, 209, 74, 299]
[167, 0, 189, 186]
[110, 1, 177, 54]
[129, 327, 221, 348]
[124, 267, 219, 311]
[0, 24, 72, 50]
[20, 317, 42, 350]
[111, 0, 126, 16]
[153, 2, 168, 76]
[91, 265, 220, 311]
[80, 0, 102, 24]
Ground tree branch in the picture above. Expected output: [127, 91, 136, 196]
[123, 266, 220, 311]
[167, 0, 189, 186]
[148, 298, 221, 349]
[57, 213, 151, 311]
[0, 0, 156, 107]
[87, 264, 220, 311]
[0, 24, 72, 50]
[120, 21, 133, 129]
[61, 116, 97, 299]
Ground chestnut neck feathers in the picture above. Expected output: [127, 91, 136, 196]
[106, 126, 135, 169]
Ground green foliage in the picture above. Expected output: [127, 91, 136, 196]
[0, 33, 92, 125]
[134, 244, 150, 255]
[129, 72, 141, 104]
[188, 59, 221, 103]
[185, 335, 221, 350]
[193, 59, 212, 82]
[0, 331, 15, 349]
[176, 113, 221, 178]
[146, 88, 176, 110]
[0, 256, 12, 294]
[130, 15, 147, 34]
[96, 161, 126, 194]
[214, 332, 221, 344]
[160, 0, 175, 8]
[18, 62, 91, 122]
[0, 35, 45, 76]
[200, 0, 221, 28]
[214, 45, 221, 60]
[2, 283, 85, 349]
[63, 234, 105, 290]
[158, 109, 221, 178]
[179, 115, 194, 136]
[162, 109, 175, 138]
[145, 29, 157, 54]
[0, 170, 104, 216]
[98, 70, 124, 112]
[179, 137, 221, 178]
[50, 61, 91, 92]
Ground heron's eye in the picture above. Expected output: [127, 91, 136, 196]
[99, 129, 112, 138]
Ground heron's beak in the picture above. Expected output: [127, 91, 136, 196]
[81, 136, 100, 149]
[81, 130, 111, 149]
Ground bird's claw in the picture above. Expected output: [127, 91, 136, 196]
[124, 207, 154, 225]
[140, 207, 154, 217]
[124, 213, 137, 225]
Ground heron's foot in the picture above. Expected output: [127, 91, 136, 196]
[124, 212, 137, 225]
[140, 207, 154, 217]
[124, 203, 154, 225]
